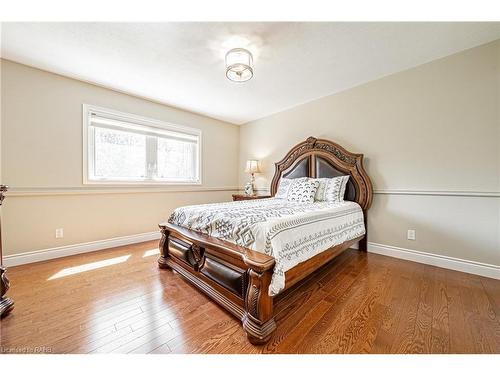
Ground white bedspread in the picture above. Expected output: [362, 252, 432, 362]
[167, 198, 365, 296]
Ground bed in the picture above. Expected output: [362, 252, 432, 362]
[158, 137, 373, 344]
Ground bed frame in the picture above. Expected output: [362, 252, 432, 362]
[158, 137, 373, 344]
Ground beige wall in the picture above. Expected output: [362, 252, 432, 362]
[239, 40, 500, 266]
[2, 41, 499, 268]
[1, 59, 240, 256]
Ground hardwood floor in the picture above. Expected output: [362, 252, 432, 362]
[1, 240, 499, 354]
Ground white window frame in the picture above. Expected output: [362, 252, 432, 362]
[83, 104, 202, 185]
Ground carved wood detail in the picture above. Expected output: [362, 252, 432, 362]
[248, 284, 260, 316]
[242, 268, 276, 344]
[190, 243, 205, 271]
[270, 136, 373, 211]
[0, 266, 14, 318]
[0, 184, 14, 318]
[157, 226, 170, 269]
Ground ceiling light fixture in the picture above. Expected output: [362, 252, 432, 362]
[225, 48, 253, 82]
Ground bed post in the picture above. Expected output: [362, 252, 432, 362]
[242, 262, 277, 344]
[358, 213, 368, 251]
[158, 225, 170, 269]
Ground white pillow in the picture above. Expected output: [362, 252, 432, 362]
[275, 178, 294, 199]
[287, 178, 320, 203]
[314, 176, 350, 202]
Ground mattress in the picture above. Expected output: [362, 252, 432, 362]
[168, 198, 365, 296]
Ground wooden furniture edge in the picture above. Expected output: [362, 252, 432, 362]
[159, 222, 275, 272]
[283, 236, 362, 290]
[232, 194, 272, 201]
[158, 222, 276, 344]
[269, 136, 374, 211]
[0, 184, 14, 319]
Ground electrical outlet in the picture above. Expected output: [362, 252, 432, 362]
[407, 229, 416, 241]
[55, 228, 64, 239]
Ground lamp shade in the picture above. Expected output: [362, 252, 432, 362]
[245, 160, 260, 174]
[225, 48, 253, 82]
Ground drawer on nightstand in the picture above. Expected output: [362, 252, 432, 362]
[232, 194, 271, 201]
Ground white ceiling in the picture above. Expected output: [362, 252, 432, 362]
[2, 22, 500, 124]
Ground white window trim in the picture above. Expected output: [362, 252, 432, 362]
[82, 104, 202, 186]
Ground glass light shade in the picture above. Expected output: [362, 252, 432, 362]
[245, 160, 260, 174]
[225, 48, 253, 82]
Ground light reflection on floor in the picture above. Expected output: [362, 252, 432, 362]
[143, 248, 160, 257]
[47, 255, 131, 280]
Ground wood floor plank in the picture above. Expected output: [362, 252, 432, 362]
[445, 269, 476, 353]
[128, 310, 214, 354]
[172, 318, 240, 354]
[464, 275, 500, 352]
[370, 261, 414, 353]
[430, 267, 450, 353]
[481, 277, 500, 320]
[387, 263, 425, 353]
[287, 257, 378, 353]
[452, 271, 492, 353]
[407, 264, 435, 353]
[349, 264, 401, 353]
[149, 312, 230, 353]
[308, 261, 392, 353]
[1, 241, 499, 354]
[266, 254, 370, 353]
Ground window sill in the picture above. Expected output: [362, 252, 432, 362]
[82, 180, 203, 187]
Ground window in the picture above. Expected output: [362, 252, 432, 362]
[83, 105, 201, 184]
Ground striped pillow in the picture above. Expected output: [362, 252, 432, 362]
[313, 176, 350, 202]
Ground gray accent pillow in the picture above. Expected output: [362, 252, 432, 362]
[313, 176, 350, 202]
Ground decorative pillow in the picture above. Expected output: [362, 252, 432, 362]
[314, 176, 350, 202]
[275, 178, 294, 199]
[287, 178, 320, 203]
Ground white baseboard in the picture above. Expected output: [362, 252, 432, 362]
[4, 232, 499, 281]
[368, 242, 500, 280]
[4, 231, 161, 267]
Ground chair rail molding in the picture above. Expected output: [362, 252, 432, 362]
[253, 187, 500, 198]
[373, 189, 500, 198]
[6, 186, 240, 197]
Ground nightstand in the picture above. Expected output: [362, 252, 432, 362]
[232, 194, 272, 201]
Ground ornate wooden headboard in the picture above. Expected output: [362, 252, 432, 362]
[270, 137, 373, 211]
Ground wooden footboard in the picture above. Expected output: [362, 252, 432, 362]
[158, 222, 363, 344]
[158, 222, 277, 344]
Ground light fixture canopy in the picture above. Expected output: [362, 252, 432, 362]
[225, 48, 253, 82]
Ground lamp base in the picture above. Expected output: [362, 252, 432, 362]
[244, 182, 254, 196]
